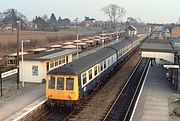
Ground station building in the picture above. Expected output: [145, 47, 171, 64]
[141, 30, 180, 91]
[19, 49, 78, 83]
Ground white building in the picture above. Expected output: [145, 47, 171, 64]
[19, 49, 78, 83]
[125, 25, 137, 36]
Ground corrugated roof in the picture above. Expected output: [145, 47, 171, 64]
[141, 39, 173, 52]
[125, 25, 137, 31]
[23, 49, 78, 61]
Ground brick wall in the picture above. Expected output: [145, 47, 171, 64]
[171, 27, 180, 37]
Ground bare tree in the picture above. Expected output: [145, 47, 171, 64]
[102, 4, 126, 29]
[1, 9, 27, 32]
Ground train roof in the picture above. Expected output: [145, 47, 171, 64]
[48, 38, 133, 75]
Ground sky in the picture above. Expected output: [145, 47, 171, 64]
[0, 0, 179, 23]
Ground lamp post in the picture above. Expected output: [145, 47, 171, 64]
[16, 21, 20, 89]
[21, 40, 30, 87]
[76, 34, 79, 59]
[116, 29, 119, 43]
[75, 18, 79, 59]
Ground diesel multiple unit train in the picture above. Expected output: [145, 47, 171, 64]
[46, 36, 146, 102]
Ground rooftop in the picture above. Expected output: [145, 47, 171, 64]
[23, 49, 79, 61]
[141, 39, 173, 53]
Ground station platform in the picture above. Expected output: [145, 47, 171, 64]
[132, 64, 177, 121]
[0, 83, 45, 121]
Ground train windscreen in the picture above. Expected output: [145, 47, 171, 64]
[66, 78, 74, 90]
[57, 77, 64, 90]
[48, 77, 55, 89]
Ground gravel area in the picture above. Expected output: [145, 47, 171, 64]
[0, 82, 40, 101]
[69, 51, 141, 121]
[169, 94, 180, 121]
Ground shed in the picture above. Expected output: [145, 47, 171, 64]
[125, 25, 137, 36]
[19, 49, 78, 83]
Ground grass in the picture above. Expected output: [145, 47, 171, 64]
[0, 27, 103, 56]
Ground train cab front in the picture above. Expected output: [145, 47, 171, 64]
[46, 75, 79, 102]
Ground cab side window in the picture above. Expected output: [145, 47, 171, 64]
[57, 77, 64, 90]
[66, 78, 74, 90]
[48, 77, 55, 89]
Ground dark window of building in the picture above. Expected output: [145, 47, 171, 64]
[50, 60, 54, 68]
[66, 56, 68, 63]
[55, 59, 58, 66]
[62, 57, 65, 63]
[66, 78, 74, 90]
[46, 62, 49, 72]
[57, 77, 64, 90]
[48, 77, 55, 89]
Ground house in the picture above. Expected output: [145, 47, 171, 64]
[19, 49, 79, 83]
[170, 26, 180, 38]
[83, 17, 95, 27]
[125, 25, 137, 37]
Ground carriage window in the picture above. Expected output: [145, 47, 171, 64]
[100, 62, 103, 71]
[94, 66, 98, 76]
[104, 61, 106, 69]
[66, 78, 74, 90]
[48, 77, 55, 89]
[57, 77, 64, 90]
[59, 57, 63, 65]
[82, 73, 87, 85]
[111, 56, 113, 62]
[89, 69, 92, 80]
[55, 59, 59, 66]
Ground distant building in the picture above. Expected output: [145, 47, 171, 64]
[83, 17, 95, 27]
[27, 22, 38, 30]
[125, 25, 137, 36]
[4, 24, 12, 31]
[171, 26, 180, 38]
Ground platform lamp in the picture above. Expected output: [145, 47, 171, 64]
[76, 34, 79, 59]
[16, 21, 20, 89]
[21, 40, 30, 87]
[116, 29, 119, 43]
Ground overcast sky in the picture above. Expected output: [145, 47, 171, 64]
[0, 0, 179, 23]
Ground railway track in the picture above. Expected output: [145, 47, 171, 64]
[64, 51, 141, 121]
[102, 58, 150, 121]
